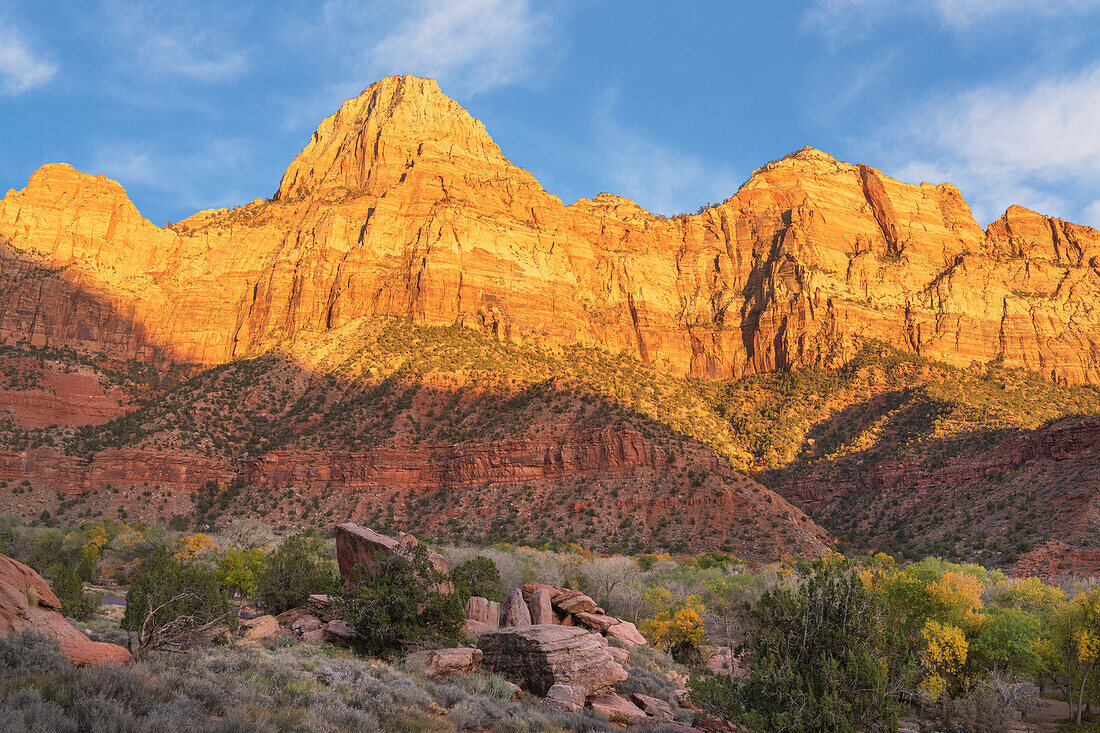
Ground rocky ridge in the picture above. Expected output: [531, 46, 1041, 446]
[0, 75, 1096, 383]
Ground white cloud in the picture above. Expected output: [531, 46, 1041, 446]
[288, 0, 554, 123]
[587, 90, 739, 216]
[369, 0, 552, 94]
[803, 0, 1100, 39]
[875, 64, 1100, 225]
[0, 13, 57, 95]
[89, 138, 255, 213]
[104, 1, 249, 83]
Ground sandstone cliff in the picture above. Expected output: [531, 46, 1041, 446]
[1, 75, 1096, 383]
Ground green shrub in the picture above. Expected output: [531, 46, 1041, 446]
[692, 558, 897, 732]
[450, 556, 503, 604]
[255, 534, 339, 614]
[121, 547, 230, 647]
[337, 544, 464, 656]
[49, 563, 100, 622]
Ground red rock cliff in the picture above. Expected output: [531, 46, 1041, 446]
[0, 75, 1096, 383]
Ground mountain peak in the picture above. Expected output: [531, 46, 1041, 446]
[274, 75, 502, 201]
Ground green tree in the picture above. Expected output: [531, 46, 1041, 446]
[337, 544, 464, 656]
[450, 556, 503, 604]
[217, 547, 266, 608]
[1035, 589, 1100, 725]
[49, 563, 99, 621]
[694, 559, 897, 732]
[122, 546, 230, 654]
[254, 534, 338, 615]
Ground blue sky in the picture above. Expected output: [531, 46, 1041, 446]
[2, 0, 1100, 228]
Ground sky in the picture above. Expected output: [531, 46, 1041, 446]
[2, 0, 1100, 228]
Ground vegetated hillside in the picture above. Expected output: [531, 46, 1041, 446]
[0, 318, 1095, 568]
[0, 322, 829, 559]
[703, 345, 1100, 567]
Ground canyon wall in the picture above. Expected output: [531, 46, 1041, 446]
[0, 75, 1096, 383]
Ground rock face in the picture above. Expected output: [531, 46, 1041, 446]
[334, 522, 448, 588]
[0, 75, 1096, 385]
[477, 624, 628, 696]
[0, 553, 130, 666]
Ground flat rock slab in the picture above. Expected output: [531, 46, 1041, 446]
[587, 690, 647, 723]
[478, 624, 626, 697]
[408, 647, 483, 677]
[606, 620, 647, 646]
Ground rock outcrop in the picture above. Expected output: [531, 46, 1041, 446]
[0, 553, 130, 666]
[477, 624, 628, 696]
[0, 75, 1096, 384]
[334, 522, 448, 588]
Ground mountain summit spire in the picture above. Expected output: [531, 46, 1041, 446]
[275, 75, 502, 201]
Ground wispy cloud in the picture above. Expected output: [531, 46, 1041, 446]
[89, 138, 256, 215]
[587, 90, 739, 216]
[803, 0, 1100, 40]
[0, 11, 57, 95]
[873, 64, 1100, 225]
[103, 0, 249, 83]
[368, 0, 554, 94]
[286, 0, 557, 128]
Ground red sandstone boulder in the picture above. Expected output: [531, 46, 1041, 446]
[462, 618, 495, 637]
[464, 596, 501, 628]
[631, 692, 675, 721]
[574, 611, 618, 634]
[553, 589, 597, 615]
[0, 553, 130, 666]
[477, 624, 627, 696]
[527, 587, 555, 625]
[606, 620, 647, 646]
[543, 683, 586, 714]
[334, 523, 448, 588]
[291, 615, 323, 634]
[500, 587, 533, 628]
[407, 647, 483, 677]
[587, 690, 647, 723]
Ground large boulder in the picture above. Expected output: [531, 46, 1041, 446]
[334, 523, 448, 588]
[527, 587, 555, 625]
[606, 620, 647, 646]
[500, 587, 532, 628]
[464, 596, 500, 628]
[574, 611, 618, 634]
[587, 690, 647, 723]
[0, 553, 130, 666]
[552, 589, 597, 615]
[631, 693, 675, 721]
[241, 615, 284, 642]
[477, 624, 627, 696]
[543, 683, 586, 714]
[407, 647, 483, 677]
